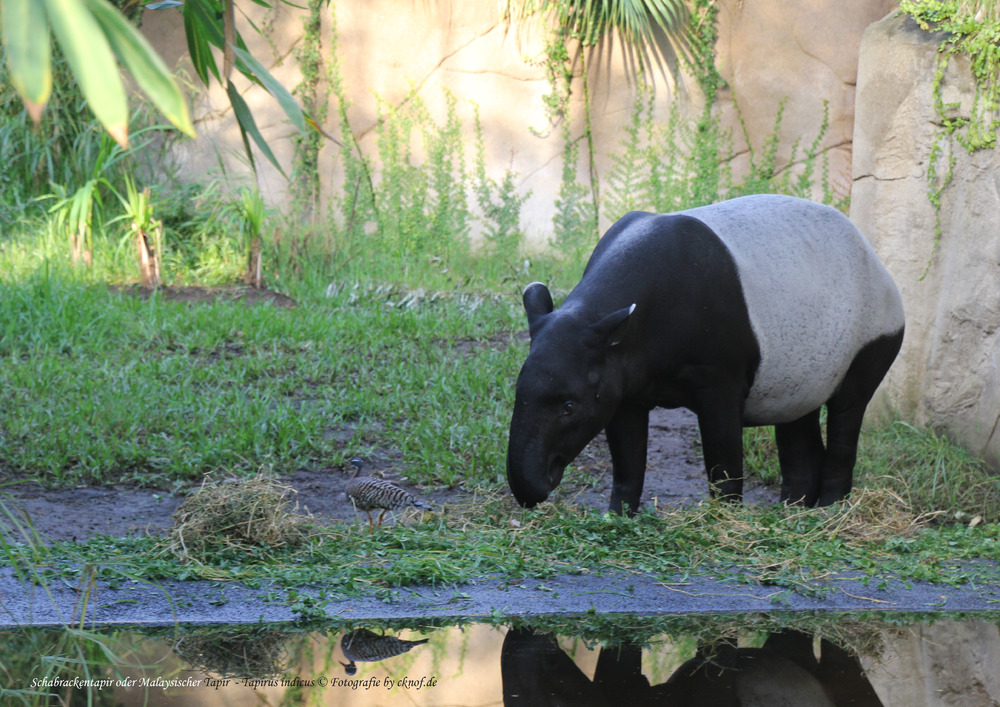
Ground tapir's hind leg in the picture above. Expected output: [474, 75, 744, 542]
[818, 330, 905, 506]
[775, 408, 824, 506]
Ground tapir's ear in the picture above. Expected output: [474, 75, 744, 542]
[594, 303, 636, 347]
[523, 282, 554, 338]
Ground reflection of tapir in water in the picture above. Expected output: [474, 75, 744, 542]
[501, 627, 882, 706]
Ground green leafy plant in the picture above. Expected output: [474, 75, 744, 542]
[539, 34, 599, 256]
[474, 109, 529, 264]
[291, 0, 328, 216]
[110, 175, 164, 287]
[0, 0, 193, 146]
[237, 187, 267, 287]
[40, 126, 137, 267]
[899, 0, 1000, 272]
[0, 0, 336, 179]
[501, 0, 693, 68]
[46, 178, 105, 267]
[602, 80, 841, 224]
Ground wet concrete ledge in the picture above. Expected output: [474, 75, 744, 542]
[1, 564, 998, 628]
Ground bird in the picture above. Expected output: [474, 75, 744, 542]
[344, 458, 432, 529]
[339, 628, 429, 675]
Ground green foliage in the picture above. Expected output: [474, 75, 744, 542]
[0, 268, 524, 487]
[325, 3, 376, 243]
[535, 32, 600, 257]
[0, 0, 194, 146]
[902, 0, 1000, 151]
[320, 11, 531, 274]
[604, 81, 649, 217]
[291, 0, 328, 215]
[602, 83, 844, 220]
[474, 110, 530, 264]
[856, 421, 1000, 523]
[7, 482, 1000, 601]
[686, 0, 725, 101]
[552, 129, 598, 260]
[899, 0, 1000, 272]
[0, 43, 168, 225]
[501, 0, 693, 69]
[372, 92, 469, 262]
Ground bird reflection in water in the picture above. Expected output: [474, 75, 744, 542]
[339, 628, 430, 675]
[501, 628, 883, 706]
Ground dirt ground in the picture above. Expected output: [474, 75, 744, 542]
[1, 285, 779, 544]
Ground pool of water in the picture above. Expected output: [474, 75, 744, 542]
[3, 613, 998, 705]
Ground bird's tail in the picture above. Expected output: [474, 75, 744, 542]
[413, 499, 433, 511]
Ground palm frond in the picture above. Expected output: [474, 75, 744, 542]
[500, 0, 693, 61]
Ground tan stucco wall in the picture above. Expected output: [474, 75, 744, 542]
[139, 1, 896, 248]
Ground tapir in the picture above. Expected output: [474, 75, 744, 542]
[506, 194, 904, 514]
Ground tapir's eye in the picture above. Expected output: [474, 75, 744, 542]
[561, 400, 576, 416]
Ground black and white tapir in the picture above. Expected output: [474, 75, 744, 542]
[506, 194, 904, 514]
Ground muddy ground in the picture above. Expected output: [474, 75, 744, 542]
[1, 285, 779, 544]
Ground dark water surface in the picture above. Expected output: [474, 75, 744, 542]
[3, 613, 999, 705]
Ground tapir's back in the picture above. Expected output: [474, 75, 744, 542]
[679, 195, 904, 424]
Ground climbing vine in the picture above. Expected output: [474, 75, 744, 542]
[292, 0, 328, 216]
[899, 0, 1000, 273]
[535, 33, 599, 256]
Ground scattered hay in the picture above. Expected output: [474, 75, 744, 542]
[820, 487, 940, 543]
[168, 473, 313, 562]
[174, 627, 294, 678]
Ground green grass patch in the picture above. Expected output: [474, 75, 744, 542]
[0, 270, 528, 489]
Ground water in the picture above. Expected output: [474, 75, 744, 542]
[3, 613, 999, 705]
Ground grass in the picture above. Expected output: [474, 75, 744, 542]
[0, 262, 529, 489]
[168, 473, 314, 562]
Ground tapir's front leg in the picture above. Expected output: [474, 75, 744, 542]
[605, 403, 650, 515]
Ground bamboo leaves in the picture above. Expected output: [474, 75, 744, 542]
[1, 0, 51, 122]
[1, 0, 319, 176]
[180, 0, 311, 176]
[1, 0, 195, 148]
[83, 0, 192, 142]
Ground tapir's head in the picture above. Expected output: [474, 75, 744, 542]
[506, 282, 635, 508]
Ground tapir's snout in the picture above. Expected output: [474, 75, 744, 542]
[512, 491, 544, 509]
[506, 460, 551, 508]
[506, 449, 569, 508]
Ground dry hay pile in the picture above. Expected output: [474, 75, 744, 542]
[819, 487, 939, 543]
[168, 473, 313, 561]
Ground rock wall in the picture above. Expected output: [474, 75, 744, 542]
[138, 0, 893, 246]
[865, 620, 1000, 706]
[713, 0, 896, 202]
[851, 12, 1000, 466]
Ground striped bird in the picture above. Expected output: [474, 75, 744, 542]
[339, 628, 429, 675]
[344, 458, 432, 529]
